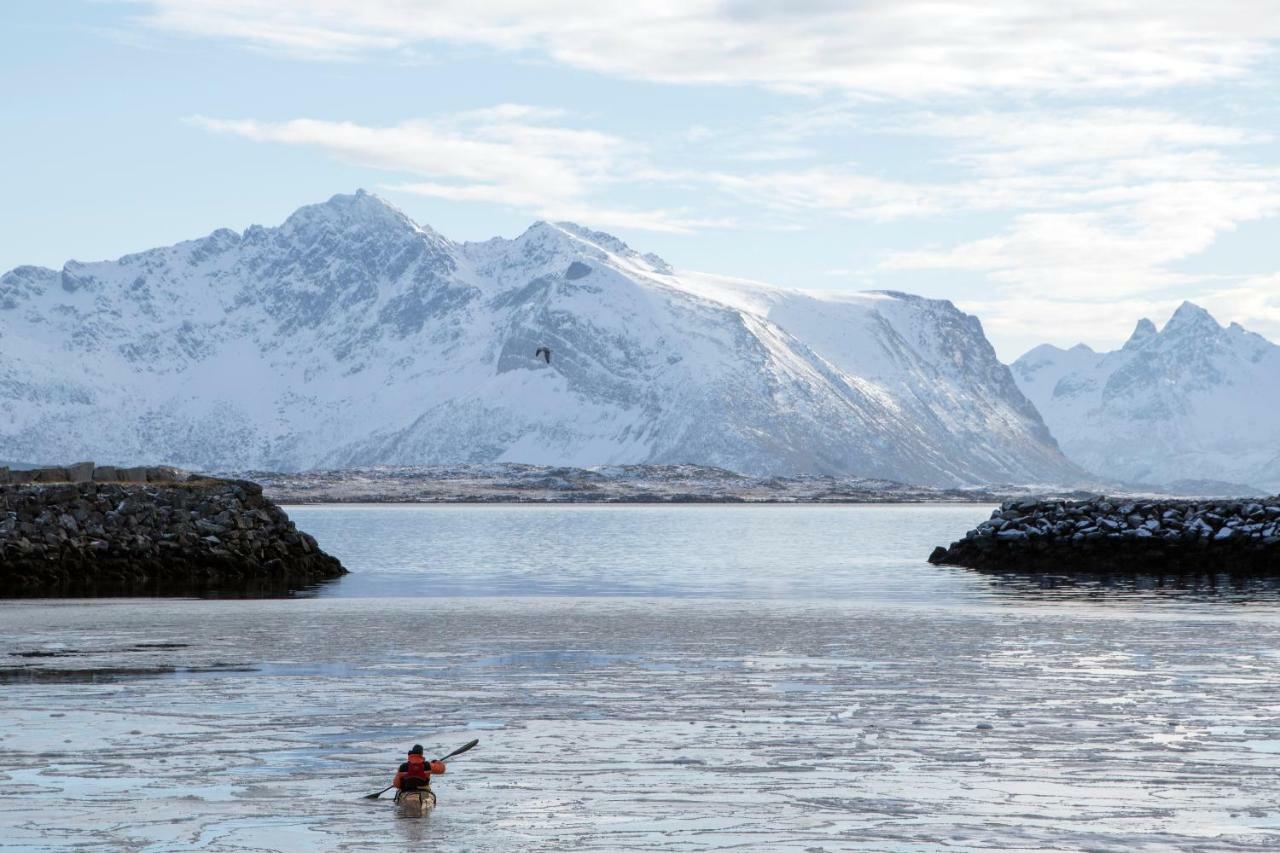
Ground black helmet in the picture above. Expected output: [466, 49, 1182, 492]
[410, 744, 424, 755]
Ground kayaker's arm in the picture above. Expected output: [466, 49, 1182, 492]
[429, 760, 446, 774]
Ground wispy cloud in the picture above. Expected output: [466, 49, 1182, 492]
[129, 1, 1280, 97]
[146, 2, 1280, 353]
[876, 109, 1280, 295]
[1201, 274, 1280, 341]
[187, 108, 722, 233]
[697, 107, 1280, 299]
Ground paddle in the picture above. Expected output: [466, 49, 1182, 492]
[363, 738, 480, 800]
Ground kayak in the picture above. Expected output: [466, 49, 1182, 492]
[394, 788, 437, 817]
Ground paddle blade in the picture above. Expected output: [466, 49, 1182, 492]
[363, 786, 392, 800]
[440, 738, 479, 761]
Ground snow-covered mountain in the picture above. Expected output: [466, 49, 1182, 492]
[1013, 303, 1280, 493]
[0, 190, 1080, 486]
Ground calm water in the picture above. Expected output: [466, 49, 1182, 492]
[294, 504, 986, 600]
[4, 504, 1280, 851]
[292, 503, 1280, 606]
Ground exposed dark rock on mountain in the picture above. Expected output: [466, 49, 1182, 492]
[0, 190, 1082, 487]
[0, 466, 345, 597]
[1013, 302, 1280, 492]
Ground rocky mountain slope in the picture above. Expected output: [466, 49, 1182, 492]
[0, 191, 1081, 486]
[1013, 303, 1280, 493]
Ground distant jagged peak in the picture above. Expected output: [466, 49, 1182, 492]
[1, 264, 58, 283]
[509, 220, 627, 259]
[1011, 340, 1098, 370]
[549, 221, 633, 256]
[1162, 300, 1220, 335]
[278, 189, 445, 243]
[1122, 317, 1158, 349]
[463, 219, 673, 283]
[517, 220, 670, 270]
[1016, 342, 1070, 360]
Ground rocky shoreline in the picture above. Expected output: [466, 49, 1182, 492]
[232, 464, 1012, 504]
[929, 497, 1280, 574]
[0, 464, 346, 597]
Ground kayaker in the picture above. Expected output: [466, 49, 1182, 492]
[393, 744, 446, 792]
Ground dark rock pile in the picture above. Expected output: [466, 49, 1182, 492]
[929, 497, 1280, 574]
[0, 462, 171, 485]
[0, 466, 346, 597]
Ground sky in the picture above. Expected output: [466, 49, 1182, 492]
[3, 1, 1280, 359]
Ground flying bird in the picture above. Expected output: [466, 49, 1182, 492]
[535, 347, 552, 364]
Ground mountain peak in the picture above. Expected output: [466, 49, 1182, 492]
[0, 189, 1082, 487]
[516, 220, 633, 258]
[281, 189, 433, 239]
[544, 222, 671, 271]
[1163, 301, 1219, 334]
[553, 222, 633, 255]
[1122, 317, 1158, 350]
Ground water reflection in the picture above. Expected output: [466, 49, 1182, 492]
[976, 569, 1280, 605]
[285, 504, 1280, 610]
[289, 504, 997, 602]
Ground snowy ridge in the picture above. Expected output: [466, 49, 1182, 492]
[1013, 303, 1280, 493]
[0, 191, 1080, 486]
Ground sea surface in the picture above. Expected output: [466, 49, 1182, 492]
[3, 504, 1280, 851]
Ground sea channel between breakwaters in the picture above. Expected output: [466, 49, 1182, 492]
[7, 505, 1280, 851]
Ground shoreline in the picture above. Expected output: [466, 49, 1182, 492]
[273, 496, 1001, 506]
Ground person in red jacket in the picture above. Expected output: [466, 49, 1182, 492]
[393, 744, 446, 792]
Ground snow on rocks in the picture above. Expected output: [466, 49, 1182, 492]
[1012, 303, 1280, 493]
[0, 468, 344, 597]
[929, 497, 1280, 573]
[0, 191, 1081, 487]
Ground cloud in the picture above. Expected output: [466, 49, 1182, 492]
[1201, 275, 1280, 341]
[153, 4, 1280, 350]
[694, 107, 1280, 297]
[960, 293, 1183, 356]
[187, 109, 720, 233]
[875, 110, 1280, 294]
[962, 276, 1280, 359]
[127, 1, 1280, 97]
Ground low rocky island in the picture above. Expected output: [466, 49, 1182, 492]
[0, 464, 345, 597]
[930, 497, 1280, 574]
[232, 463, 1011, 504]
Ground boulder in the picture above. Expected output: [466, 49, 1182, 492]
[67, 461, 95, 483]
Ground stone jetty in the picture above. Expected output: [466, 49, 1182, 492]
[929, 496, 1280, 573]
[0, 463, 346, 597]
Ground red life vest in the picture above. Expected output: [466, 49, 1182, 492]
[404, 753, 430, 781]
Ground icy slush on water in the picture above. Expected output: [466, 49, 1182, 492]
[2, 505, 1280, 851]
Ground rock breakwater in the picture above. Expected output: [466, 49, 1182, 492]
[929, 497, 1280, 573]
[0, 466, 346, 597]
